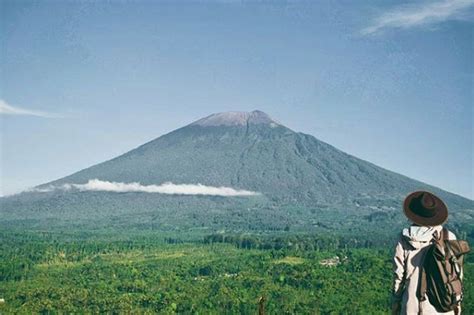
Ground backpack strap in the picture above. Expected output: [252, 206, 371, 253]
[418, 250, 429, 315]
[419, 262, 427, 300]
[418, 237, 431, 306]
[417, 227, 443, 307]
[442, 227, 449, 240]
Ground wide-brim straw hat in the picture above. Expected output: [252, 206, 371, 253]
[403, 191, 448, 226]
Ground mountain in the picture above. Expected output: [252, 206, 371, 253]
[1, 110, 473, 234]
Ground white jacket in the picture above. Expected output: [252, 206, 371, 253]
[392, 225, 460, 315]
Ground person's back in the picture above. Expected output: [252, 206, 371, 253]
[392, 225, 458, 314]
[391, 191, 462, 315]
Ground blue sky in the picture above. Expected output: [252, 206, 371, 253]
[1, 0, 473, 199]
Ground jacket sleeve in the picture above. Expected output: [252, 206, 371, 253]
[392, 234, 407, 301]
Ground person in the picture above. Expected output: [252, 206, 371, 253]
[391, 191, 461, 315]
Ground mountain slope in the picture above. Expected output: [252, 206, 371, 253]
[1, 111, 472, 233]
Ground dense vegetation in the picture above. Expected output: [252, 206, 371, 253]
[1, 230, 473, 314]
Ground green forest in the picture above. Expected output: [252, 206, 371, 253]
[1, 229, 473, 314]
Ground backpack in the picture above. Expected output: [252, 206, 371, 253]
[418, 228, 470, 313]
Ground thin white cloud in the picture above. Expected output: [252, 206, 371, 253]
[0, 99, 59, 118]
[361, 0, 474, 35]
[27, 186, 55, 193]
[28, 179, 261, 197]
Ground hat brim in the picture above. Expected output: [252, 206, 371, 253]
[403, 191, 448, 226]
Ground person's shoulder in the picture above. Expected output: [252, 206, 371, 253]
[396, 227, 407, 240]
[395, 227, 410, 248]
[443, 227, 457, 240]
[447, 231, 457, 240]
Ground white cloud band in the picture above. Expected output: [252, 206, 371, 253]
[0, 99, 59, 118]
[361, 0, 474, 35]
[29, 179, 261, 197]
